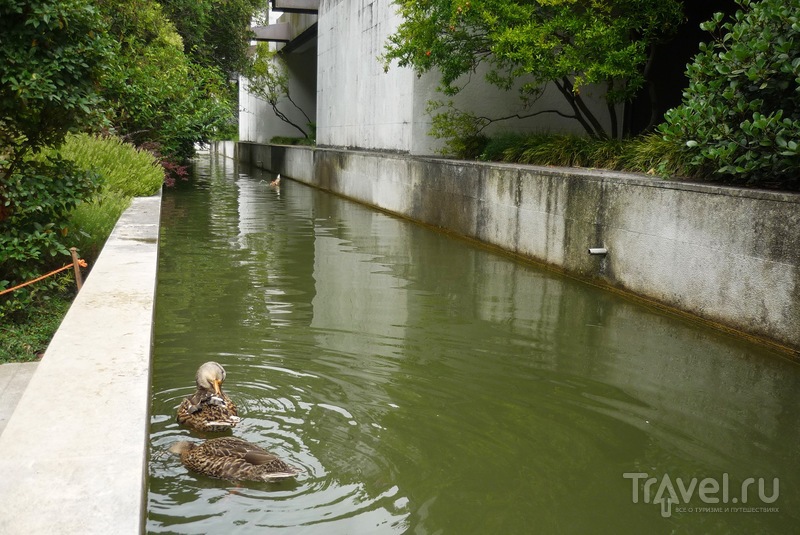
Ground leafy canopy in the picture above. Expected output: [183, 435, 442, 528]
[0, 0, 111, 162]
[383, 0, 683, 140]
[95, 0, 236, 160]
[159, 0, 267, 80]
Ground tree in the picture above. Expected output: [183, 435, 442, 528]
[0, 0, 108, 316]
[95, 0, 236, 160]
[244, 43, 313, 139]
[0, 0, 111, 170]
[160, 0, 267, 81]
[383, 0, 683, 140]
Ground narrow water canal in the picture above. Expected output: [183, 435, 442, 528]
[147, 153, 799, 533]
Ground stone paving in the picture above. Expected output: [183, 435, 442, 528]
[0, 362, 38, 437]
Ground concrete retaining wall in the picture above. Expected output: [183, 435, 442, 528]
[0, 194, 161, 534]
[235, 142, 800, 355]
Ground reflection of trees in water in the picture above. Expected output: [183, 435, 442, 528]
[153, 153, 800, 533]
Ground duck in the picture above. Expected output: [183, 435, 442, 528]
[170, 436, 301, 482]
[176, 361, 241, 432]
[269, 174, 281, 187]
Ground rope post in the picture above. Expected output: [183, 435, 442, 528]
[70, 247, 83, 291]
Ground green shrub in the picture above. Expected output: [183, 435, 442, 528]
[0, 287, 73, 363]
[66, 190, 131, 262]
[59, 134, 164, 197]
[59, 133, 164, 263]
[0, 156, 100, 319]
[270, 136, 316, 147]
[475, 132, 693, 178]
[616, 134, 695, 177]
[497, 134, 616, 168]
[659, 0, 800, 188]
[1, 134, 164, 322]
[479, 133, 527, 162]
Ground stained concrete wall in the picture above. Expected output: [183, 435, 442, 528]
[316, 0, 415, 151]
[234, 142, 800, 355]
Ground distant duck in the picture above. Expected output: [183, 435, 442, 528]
[269, 174, 281, 187]
[170, 436, 301, 482]
[176, 361, 241, 432]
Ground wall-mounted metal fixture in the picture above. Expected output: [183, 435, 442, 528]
[588, 247, 608, 255]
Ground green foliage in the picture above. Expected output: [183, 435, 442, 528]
[475, 132, 692, 177]
[0, 289, 73, 362]
[0, 0, 112, 162]
[0, 133, 165, 322]
[383, 0, 683, 140]
[660, 0, 800, 188]
[270, 136, 316, 146]
[56, 133, 164, 261]
[427, 100, 489, 157]
[0, 0, 109, 321]
[59, 134, 164, 197]
[480, 133, 528, 162]
[496, 134, 618, 167]
[616, 134, 696, 177]
[159, 0, 266, 80]
[66, 189, 130, 262]
[96, 0, 237, 161]
[0, 156, 100, 319]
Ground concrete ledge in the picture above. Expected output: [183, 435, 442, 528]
[233, 142, 800, 356]
[0, 193, 161, 534]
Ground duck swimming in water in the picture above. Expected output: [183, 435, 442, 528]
[170, 436, 301, 482]
[176, 361, 241, 432]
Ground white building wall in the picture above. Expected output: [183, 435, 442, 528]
[245, 0, 622, 153]
[239, 14, 318, 144]
[316, 0, 619, 155]
[316, 0, 415, 151]
[409, 69, 619, 155]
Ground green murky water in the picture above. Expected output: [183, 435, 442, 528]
[147, 153, 799, 534]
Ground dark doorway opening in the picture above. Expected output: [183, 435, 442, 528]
[626, 0, 738, 136]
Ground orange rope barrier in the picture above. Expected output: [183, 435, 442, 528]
[0, 258, 87, 297]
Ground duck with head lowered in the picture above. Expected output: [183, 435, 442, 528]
[170, 436, 301, 482]
[177, 361, 241, 432]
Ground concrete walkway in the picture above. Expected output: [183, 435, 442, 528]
[0, 362, 38, 437]
[0, 193, 160, 535]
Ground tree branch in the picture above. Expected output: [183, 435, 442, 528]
[285, 93, 312, 125]
[561, 77, 608, 139]
[261, 98, 308, 138]
[553, 78, 600, 137]
[474, 109, 579, 133]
